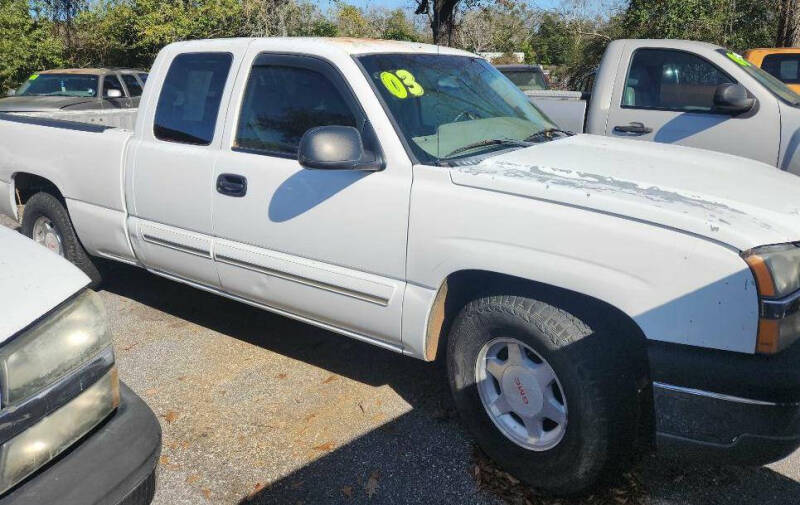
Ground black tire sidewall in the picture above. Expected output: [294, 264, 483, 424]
[448, 298, 618, 493]
[21, 192, 101, 286]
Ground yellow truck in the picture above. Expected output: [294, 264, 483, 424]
[745, 48, 800, 93]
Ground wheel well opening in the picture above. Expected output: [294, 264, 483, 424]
[13, 173, 65, 207]
[426, 270, 648, 366]
[427, 269, 655, 450]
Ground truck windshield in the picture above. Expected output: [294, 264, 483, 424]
[15, 74, 99, 98]
[719, 49, 800, 106]
[357, 54, 556, 164]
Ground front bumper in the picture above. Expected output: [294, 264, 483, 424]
[649, 340, 800, 464]
[0, 383, 161, 505]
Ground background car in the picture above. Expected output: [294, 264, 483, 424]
[745, 48, 800, 93]
[496, 64, 550, 92]
[0, 68, 148, 112]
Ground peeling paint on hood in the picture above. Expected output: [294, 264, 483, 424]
[450, 134, 800, 251]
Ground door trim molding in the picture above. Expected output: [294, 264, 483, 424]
[215, 253, 391, 306]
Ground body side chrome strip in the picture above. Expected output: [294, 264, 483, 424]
[141, 233, 211, 258]
[215, 254, 390, 306]
[653, 381, 792, 407]
[145, 267, 404, 354]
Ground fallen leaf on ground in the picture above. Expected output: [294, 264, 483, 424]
[322, 375, 338, 384]
[312, 441, 335, 452]
[201, 488, 212, 499]
[245, 482, 265, 501]
[276, 373, 287, 379]
[341, 486, 353, 498]
[163, 411, 179, 424]
[186, 474, 199, 485]
[365, 471, 380, 498]
[144, 388, 158, 396]
[159, 456, 169, 466]
[122, 342, 138, 351]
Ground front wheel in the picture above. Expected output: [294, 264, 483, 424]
[21, 192, 102, 287]
[447, 295, 645, 495]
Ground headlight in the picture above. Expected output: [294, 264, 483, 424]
[742, 243, 800, 298]
[0, 290, 113, 406]
[0, 368, 119, 495]
[743, 244, 800, 354]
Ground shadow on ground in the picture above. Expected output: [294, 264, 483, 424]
[100, 262, 800, 505]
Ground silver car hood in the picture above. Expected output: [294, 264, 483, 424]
[450, 134, 800, 251]
[0, 226, 88, 343]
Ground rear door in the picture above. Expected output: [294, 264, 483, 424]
[120, 73, 145, 108]
[606, 47, 779, 165]
[125, 44, 247, 287]
[210, 50, 411, 348]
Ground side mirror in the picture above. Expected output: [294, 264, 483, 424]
[106, 89, 123, 99]
[713, 83, 755, 114]
[6, 89, 15, 97]
[298, 125, 381, 171]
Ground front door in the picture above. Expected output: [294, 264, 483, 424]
[606, 48, 779, 166]
[211, 53, 411, 347]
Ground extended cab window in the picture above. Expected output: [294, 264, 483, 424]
[623, 49, 733, 112]
[154, 53, 232, 145]
[121, 74, 143, 97]
[762, 53, 800, 84]
[235, 64, 357, 156]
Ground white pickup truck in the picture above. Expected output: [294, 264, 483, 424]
[531, 39, 800, 174]
[2, 37, 800, 494]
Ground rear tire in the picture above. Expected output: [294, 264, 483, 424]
[21, 192, 102, 288]
[447, 295, 645, 495]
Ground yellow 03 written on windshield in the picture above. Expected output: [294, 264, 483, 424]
[380, 70, 424, 99]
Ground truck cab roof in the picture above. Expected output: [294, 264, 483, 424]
[163, 36, 475, 57]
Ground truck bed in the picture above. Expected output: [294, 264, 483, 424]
[0, 110, 135, 263]
[8, 108, 138, 130]
[526, 90, 587, 133]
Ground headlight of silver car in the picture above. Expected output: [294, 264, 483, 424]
[0, 290, 113, 406]
[743, 243, 800, 354]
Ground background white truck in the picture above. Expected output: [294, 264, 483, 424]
[1, 37, 800, 494]
[531, 39, 800, 175]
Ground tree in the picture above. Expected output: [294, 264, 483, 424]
[777, 0, 800, 46]
[622, 0, 778, 51]
[0, 0, 63, 91]
[335, 4, 376, 37]
[382, 8, 420, 41]
[413, 0, 464, 45]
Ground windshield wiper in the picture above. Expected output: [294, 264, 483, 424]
[525, 128, 574, 143]
[443, 138, 532, 159]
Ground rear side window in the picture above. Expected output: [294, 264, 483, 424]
[121, 74, 143, 97]
[234, 64, 357, 157]
[103, 75, 125, 97]
[154, 53, 232, 145]
[622, 49, 734, 112]
[139, 73, 149, 83]
[762, 54, 800, 84]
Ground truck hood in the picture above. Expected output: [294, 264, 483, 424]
[450, 134, 800, 251]
[0, 96, 97, 112]
[0, 226, 88, 343]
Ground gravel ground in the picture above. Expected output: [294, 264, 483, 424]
[2, 214, 799, 504]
